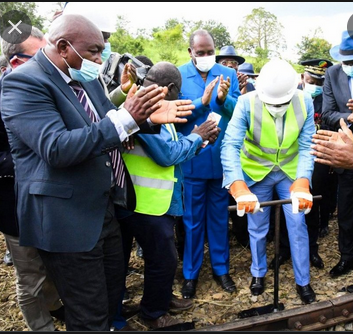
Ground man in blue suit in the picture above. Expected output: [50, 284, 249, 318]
[0, 14, 193, 331]
[176, 29, 241, 299]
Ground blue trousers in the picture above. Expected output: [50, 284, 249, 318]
[182, 177, 230, 279]
[247, 171, 310, 286]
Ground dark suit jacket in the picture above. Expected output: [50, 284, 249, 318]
[0, 68, 18, 236]
[321, 64, 352, 131]
[0, 50, 148, 252]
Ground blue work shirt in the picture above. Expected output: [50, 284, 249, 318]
[136, 124, 203, 216]
[221, 90, 315, 189]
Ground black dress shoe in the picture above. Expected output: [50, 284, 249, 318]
[269, 254, 290, 270]
[296, 284, 316, 304]
[181, 279, 197, 299]
[310, 253, 324, 269]
[329, 259, 353, 278]
[346, 284, 353, 293]
[213, 273, 236, 293]
[250, 277, 264, 296]
[50, 305, 65, 322]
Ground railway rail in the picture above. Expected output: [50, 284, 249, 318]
[190, 292, 353, 331]
[189, 195, 350, 332]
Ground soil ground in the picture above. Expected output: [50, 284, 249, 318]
[1, 213, 353, 331]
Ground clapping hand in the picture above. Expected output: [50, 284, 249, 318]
[311, 118, 353, 169]
[202, 76, 219, 106]
[217, 74, 231, 102]
[120, 63, 138, 94]
[191, 119, 220, 144]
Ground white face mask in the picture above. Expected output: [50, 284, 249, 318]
[342, 64, 353, 77]
[304, 82, 323, 97]
[265, 103, 289, 118]
[193, 54, 215, 73]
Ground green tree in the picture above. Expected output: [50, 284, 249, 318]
[0, 2, 45, 30]
[295, 28, 333, 62]
[191, 20, 232, 49]
[235, 7, 286, 59]
[109, 16, 145, 55]
[152, 23, 184, 64]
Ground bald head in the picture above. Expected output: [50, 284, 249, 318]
[143, 61, 181, 101]
[48, 14, 102, 46]
[45, 14, 105, 77]
[189, 29, 214, 49]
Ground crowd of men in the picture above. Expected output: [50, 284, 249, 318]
[1, 3, 353, 331]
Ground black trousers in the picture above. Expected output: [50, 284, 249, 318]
[120, 212, 177, 320]
[38, 198, 125, 331]
[337, 170, 353, 261]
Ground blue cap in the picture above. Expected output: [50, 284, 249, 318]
[330, 30, 353, 61]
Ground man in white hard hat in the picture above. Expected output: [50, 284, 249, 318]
[221, 58, 317, 304]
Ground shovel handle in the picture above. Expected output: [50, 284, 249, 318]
[228, 195, 322, 211]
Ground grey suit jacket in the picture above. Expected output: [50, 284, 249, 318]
[0, 50, 136, 252]
[321, 63, 352, 131]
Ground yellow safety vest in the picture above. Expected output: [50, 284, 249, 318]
[240, 91, 307, 182]
[122, 124, 178, 216]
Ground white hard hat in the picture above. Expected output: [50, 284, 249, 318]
[256, 58, 298, 105]
[63, 2, 116, 33]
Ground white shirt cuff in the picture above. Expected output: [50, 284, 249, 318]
[106, 108, 139, 142]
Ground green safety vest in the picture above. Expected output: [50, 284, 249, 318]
[122, 123, 178, 216]
[240, 91, 307, 182]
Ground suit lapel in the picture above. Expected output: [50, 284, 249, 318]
[34, 51, 94, 124]
[81, 82, 106, 120]
[338, 67, 352, 101]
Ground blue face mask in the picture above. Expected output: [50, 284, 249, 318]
[64, 41, 101, 82]
[101, 42, 111, 63]
[342, 64, 353, 77]
[304, 82, 323, 98]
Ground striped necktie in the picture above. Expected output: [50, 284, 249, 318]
[69, 81, 125, 187]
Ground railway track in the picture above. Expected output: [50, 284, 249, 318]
[190, 292, 353, 331]
[188, 195, 351, 332]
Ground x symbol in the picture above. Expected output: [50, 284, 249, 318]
[8, 20, 22, 34]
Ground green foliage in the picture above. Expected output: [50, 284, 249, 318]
[191, 20, 232, 48]
[0, 2, 45, 30]
[152, 24, 184, 64]
[235, 7, 285, 58]
[109, 16, 145, 55]
[295, 28, 333, 63]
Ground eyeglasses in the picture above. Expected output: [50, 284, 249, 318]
[220, 60, 238, 66]
[9, 53, 33, 61]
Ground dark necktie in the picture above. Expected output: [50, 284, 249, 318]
[69, 81, 125, 188]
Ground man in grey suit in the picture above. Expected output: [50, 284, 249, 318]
[321, 30, 353, 278]
[0, 14, 192, 331]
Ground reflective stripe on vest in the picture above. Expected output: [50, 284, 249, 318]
[122, 124, 177, 216]
[240, 91, 307, 181]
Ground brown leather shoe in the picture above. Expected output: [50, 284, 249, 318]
[169, 295, 193, 313]
[141, 314, 182, 330]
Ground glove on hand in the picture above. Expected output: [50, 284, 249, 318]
[290, 178, 313, 214]
[229, 180, 263, 217]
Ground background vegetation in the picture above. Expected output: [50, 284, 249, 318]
[0, 2, 335, 73]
